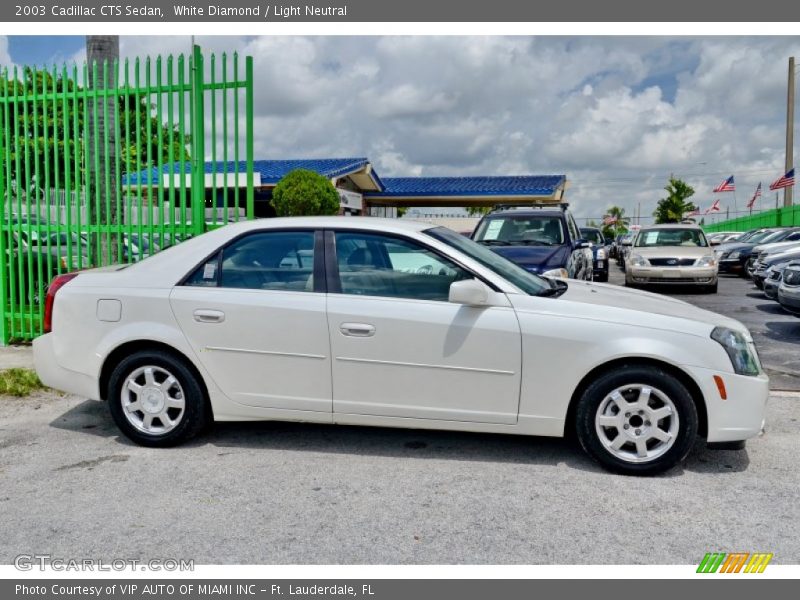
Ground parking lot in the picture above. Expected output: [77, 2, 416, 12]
[607, 266, 800, 391]
[1, 266, 799, 565]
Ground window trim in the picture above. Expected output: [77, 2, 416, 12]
[178, 227, 325, 293]
[324, 227, 498, 301]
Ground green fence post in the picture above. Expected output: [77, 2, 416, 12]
[0, 104, 7, 346]
[246, 55, 254, 221]
[191, 45, 205, 235]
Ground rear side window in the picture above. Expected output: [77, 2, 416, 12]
[184, 231, 316, 291]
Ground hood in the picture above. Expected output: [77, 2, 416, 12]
[631, 245, 713, 259]
[716, 241, 753, 254]
[766, 247, 800, 266]
[510, 280, 747, 338]
[757, 241, 800, 255]
[490, 245, 570, 272]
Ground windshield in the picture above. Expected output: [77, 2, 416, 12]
[745, 231, 778, 244]
[473, 215, 565, 246]
[425, 226, 549, 295]
[580, 228, 604, 244]
[634, 228, 708, 248]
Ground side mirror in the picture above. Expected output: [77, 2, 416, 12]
[621, 239, 633, 246]
[449, 279, 490, 306]
[710, 239, 720, 246]
[575, 239, 590, 249]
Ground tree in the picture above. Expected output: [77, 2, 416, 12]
[271, 169, 341, 217]
[605, 205, 630, 236]
[653, 177, 696, 224]
[0, 70, 190, 190]
[465, 206, 492, 217]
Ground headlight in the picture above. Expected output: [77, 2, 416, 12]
[728, 251, 741, 259]
[695, 255, 717, 267]
[596, 248, 607, 260]
[542, 268, 569, 279]
[630, 253, 649, 267]
[711, 326, 761, 376]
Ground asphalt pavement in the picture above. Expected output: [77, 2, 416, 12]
[606, 263, 800, 391]
[1, 269, 798, 565]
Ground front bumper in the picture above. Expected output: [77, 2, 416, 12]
[778, 285, 800, 316]
[764, 278, 781, 300]
[683, 364, 769, 443]
[627, 265, 717, 285]
[593, 258, 609, 275]
[32, 333, 101, 400]
[718, 258, 745, 274]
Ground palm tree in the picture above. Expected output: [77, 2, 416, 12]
[605, 205, 630, 236]
[653, 177, 696, 224]
[86, 35, 120, 265]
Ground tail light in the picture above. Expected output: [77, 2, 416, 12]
[44, 273, 79, 334]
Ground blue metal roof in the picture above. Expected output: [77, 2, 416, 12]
[123, 158, 383, 188]
[367, 175, 565, 198]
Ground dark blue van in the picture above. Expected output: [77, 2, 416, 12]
[471, 204, 593, 280]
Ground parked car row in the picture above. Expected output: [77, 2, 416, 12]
[715, 227, 800, 276]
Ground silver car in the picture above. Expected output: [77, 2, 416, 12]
[778, 262, 800, 316]
[625, 224, 718, 293]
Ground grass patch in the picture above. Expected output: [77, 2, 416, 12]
[0, 368, 45, 397]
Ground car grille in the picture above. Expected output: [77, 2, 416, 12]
[769, 270, 783, 281]
[632, 276, 714, 284]
[784, 269, 800, 286]
[647, 258, 697, 266]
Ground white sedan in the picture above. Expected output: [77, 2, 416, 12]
[34, 217, 768, 475]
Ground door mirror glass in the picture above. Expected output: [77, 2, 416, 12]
[449, 279, 490, 306]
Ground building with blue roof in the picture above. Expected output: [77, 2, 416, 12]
[124, 158, 567, 217]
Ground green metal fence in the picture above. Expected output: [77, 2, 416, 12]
[703, 205, 800, 233]
[0, 46, 254, 344]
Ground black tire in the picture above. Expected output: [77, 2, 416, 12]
[705, 282, 718, 294]
[107, 349, 209, 447]
[575, 364, 698, 476]
[596, 272, 609, 283]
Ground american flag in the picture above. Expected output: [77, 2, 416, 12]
[746, 183, 762, 210]
[769, 168, 795, 191]
[704, 199, 721, 214]
[713, 175, 735, 193]
[602, 215, 618, 225]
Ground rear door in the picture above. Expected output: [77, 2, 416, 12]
[170, 229, 332, 413]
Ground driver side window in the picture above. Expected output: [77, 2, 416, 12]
[334, 232, 470, 301]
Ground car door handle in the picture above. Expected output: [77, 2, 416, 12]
[339, 322, 376, 337]
[193, 309, 225, 323]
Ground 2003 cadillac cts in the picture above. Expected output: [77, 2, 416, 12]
[33, 217, 768, 475]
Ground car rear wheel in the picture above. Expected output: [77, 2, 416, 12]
[575, 365, 698, 475]
[108, 350, 209, 447]
[596, 272, 609, 282]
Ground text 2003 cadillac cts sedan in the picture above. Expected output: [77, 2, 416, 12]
[34, 217, 768, 475]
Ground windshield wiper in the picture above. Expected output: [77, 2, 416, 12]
[477, 239, 512, 246]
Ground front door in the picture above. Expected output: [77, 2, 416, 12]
[326, 230, 522, 424]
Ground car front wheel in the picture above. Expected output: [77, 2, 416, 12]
[108, 350, 209, 447]
[575, 365, 698, 475]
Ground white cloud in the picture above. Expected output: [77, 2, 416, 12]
[11, 35, 800, 221]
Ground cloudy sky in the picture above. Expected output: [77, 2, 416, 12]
[2, 35, 799, 222]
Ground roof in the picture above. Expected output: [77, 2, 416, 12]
[123, 158, 384, 189]
[640, 223, 704, 230]
[367, 175, 565, 198]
